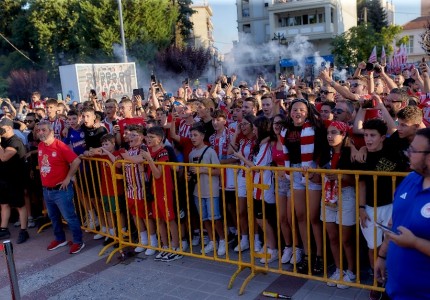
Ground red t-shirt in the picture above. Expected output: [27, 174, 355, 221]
[118, 117, 146, 138]
[148, 147, 173, 202]
[38, 139, 78, 187]
[95, 152, 124, 196]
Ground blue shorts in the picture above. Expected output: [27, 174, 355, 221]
[193, 196, 221, 221]
[291, 163, 322, 191]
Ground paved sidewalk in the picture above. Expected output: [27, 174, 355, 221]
[0, 226, 370, 300]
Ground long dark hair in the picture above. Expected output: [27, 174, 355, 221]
[288, 98, 323, 129]
[252, 116, 275, 155]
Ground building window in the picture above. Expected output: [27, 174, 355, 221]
[242, 8, 250, 17]
[309, 14, 317, 24]
[331, 8, 334, 23]
[243, 24, 251, 34]
[406, 35, 414, 53]
[318, 13, 325, 23]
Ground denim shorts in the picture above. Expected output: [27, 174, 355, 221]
[291, 163, 322, 191]
[194, 196, 221, 221]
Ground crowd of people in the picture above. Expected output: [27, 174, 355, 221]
[0, 59, 429, 300]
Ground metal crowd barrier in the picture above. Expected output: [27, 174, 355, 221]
[75, 157, 407, 295]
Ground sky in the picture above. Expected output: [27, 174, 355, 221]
[208, 0, 422, 54]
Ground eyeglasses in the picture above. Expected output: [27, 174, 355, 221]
[406, 146, 430, 156]
[239, 122, 251, 128]
[350, 83, 362, 88]
[320, 90, 333, 95]
[332, 108, 345, 114]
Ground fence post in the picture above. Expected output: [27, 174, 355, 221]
[2, 240, 21, 300]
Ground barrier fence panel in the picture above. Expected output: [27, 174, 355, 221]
[74, 157, 407, 295]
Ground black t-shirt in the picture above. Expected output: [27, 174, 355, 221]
[355, 146, 408, 207]
[285, 125, 302, 164]
[383, 130, 410, 170]
[81, 124, 108, 149]
[0, 135, 26, 182]
[201, 120, 215, 143]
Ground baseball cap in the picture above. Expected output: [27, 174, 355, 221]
[0, 117, 14, 127]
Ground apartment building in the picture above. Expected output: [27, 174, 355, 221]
[189, 2, 214, 49]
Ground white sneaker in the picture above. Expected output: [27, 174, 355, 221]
[181, 239, 189, 251]
[93, 227, 107, 240]
[260, 248, 279, 264]
[234, 239, 250, 252]
[289, 248, 303, 264]
[134, 246, 145, 253]
[145, 248, 156, 256]
[327, 268, 341, 287]
[28, 217, 36, 228]
[14, 221, 21, 227]
[281, 247, 293, 264]
[201, 241, 215, 254]
[337, 270, 356, 289]
[254, 240, 263, 253]
[217, 240, 226, 256]
[192, 235, 200, 246]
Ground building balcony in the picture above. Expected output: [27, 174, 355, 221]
[268, 0, 336, 11]
[274, 23, 334, 39]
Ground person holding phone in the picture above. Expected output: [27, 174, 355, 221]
[374, 128, 430, 300]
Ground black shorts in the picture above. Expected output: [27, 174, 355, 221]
[0, 180, 25, 208]
[253, 199, 276, 221]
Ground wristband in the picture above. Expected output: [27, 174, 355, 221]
[359, 205, 366, 209]
[378, 254, 386, 260]
[330, 80, 336, 87]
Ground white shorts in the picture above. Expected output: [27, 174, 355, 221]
[237, 176, 247, 198]
[360, 204, 392, 249]
[321, 187, 356, 226]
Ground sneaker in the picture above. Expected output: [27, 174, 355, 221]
[327, 268, 341, 287]
[254, 240, 263, 253]
[154, 247, 169, 261]
[281, 247, 293, 264]
[70, 242, 85, 254]
[145, 248, 156, 256]
[191, 234, 200, 246]
[28, 217, 36, 229]
[181, 239, 189, 252]
[337, 270, 356, 289]
[217, 240, 226, 256]
[312, 256, 324, 275]
[0, 228, 11, 240]
[16, 230, 29, 244]
[201, 241, 215, 254]
[297, 256, 309, 274]
[93, 227, 107, 240]
[14, 221, 20, 227]
[290, 248, 303, 264]
[234, 238, 250, 252]
[203, 234, 209, 246]
[259, 248, 279, 264]
[47, 240, 68, 251]
[134, 246, 145, 253]
[161, 251, 183, 262]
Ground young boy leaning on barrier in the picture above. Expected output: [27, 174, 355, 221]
[189, 123, 226, 256]
[86, 133, 126, 246]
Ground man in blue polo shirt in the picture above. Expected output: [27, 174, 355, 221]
[375, 127, 430, 299]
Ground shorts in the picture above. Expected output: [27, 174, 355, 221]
[194, 196, 221, 221]
[152, 192, 176, 222]
[102, 195, 125, 213]
[254, 199, 276, 220]
[320, 187, 356, 226]
[0, 180, 25, 208]
[291, 163, 322, 191]
[223, 190, 236, 204]
[127, 198, 152, 219]
[360, 204, 392, 249]
[276, 175, 291, 197]
[237, 176, 247, 198]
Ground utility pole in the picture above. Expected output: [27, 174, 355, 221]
[118, 0, 128, 62]
[363, 7, 367, 24]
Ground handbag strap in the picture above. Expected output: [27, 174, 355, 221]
[198, 146, 210, 164]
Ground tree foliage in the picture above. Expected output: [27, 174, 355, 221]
[7, 69, 49, 100]
[176, 0, 196, 41]
[357, 0, 387, 33]
[157, 45, 212, 79]
[331, 24, 404, 67]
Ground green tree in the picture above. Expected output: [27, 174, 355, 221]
[331, 24, 404, 67]
[176, 0, 196, 42]
[357, 0, 387, 33]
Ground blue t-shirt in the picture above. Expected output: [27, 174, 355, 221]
[63, 127, 86, 156]
[386, 171, 430, 299]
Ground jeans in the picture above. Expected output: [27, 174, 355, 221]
[43, 183, 83, 244]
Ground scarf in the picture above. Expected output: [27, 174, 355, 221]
[282, 121, 315, 169]
[323, 151, 340, 207]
